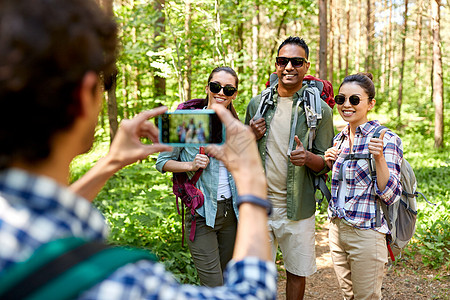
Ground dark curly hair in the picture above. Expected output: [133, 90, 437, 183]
[277, 36, 310, 60]
[0, 0, 118, 169]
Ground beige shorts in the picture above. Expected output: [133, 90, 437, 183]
[268, 207, 317, 277]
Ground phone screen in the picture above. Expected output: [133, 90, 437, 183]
[158, 110, 225, 146]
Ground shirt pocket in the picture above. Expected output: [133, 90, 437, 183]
[353, 159, 372, 189]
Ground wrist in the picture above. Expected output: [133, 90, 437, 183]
[237, 195, 272, 215]
[102, 153, 124, 174]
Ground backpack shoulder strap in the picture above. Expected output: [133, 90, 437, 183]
[302, 80, 323, 150]
[0, 237, 156, 300]
[372, 125, 388, 139]
[253, 75, 277, 120]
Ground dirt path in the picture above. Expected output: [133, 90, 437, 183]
[276, 221, 449, 299]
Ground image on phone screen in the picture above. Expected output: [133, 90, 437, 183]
[158, 110, 225, 146]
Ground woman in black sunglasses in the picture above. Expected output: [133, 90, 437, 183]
[156, 66, 240, 287]
[324, 73, 403, 299]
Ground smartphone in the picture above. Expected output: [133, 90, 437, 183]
[158, 109, 225, 146]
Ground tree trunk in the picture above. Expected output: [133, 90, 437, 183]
[345, 0, 350, 76]
[319, 0, 328, 80]
[365, 0, 372, 72]
[397, 0, 409, 120]
[336, 0, 343, 82]
[122, 65, 128, 119]
[414, 0, 423, 87]
[153, 0, 166, 103]
[387, 0, 393, 104]
[102, 0, 118, 142]
[251, 3, 260, 96]
[328, 0, 334, 83]
[355, 0, 362, 71]
[432, 0, 444, 148]
[236, 0, 244, 76]
[183, 0, 192, 101]
[380, 0, 389, 94]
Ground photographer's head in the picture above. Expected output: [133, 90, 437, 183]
[0, 0, 117, 169]
[205, 66, 239, 119]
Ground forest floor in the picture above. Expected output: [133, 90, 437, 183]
[275, 221, 449, 300]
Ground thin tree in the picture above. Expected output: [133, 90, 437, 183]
[365, 0, 374, 72]
[102, 0, 118, 142]
[397, 0, 409, 120]
[380, 0, 389, 94]
[236, 0, 244, 76]
[355, 0, 362, 71]
[319, 0, 328, 79]
[414, 0, 423, 87]
[251, 2, 260, 96]
[336, 0, 343, 82]
[153, 0, 166, 103]
[344, 0, 350, 76]
[387, 0, 393, 104]
[432, 0, 444, 148]
[183, 0, 192, 101]
[328, 0, 334, 83]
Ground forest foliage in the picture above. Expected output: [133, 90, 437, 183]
[71, 0, 449, 284]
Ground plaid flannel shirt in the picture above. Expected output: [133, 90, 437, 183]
[0, 168, 277, 299]
[328, 121, 403, 234]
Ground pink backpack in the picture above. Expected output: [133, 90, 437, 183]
[172, 99, 208, 245]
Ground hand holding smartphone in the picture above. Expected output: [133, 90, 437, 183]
[158, 109, 225, 146]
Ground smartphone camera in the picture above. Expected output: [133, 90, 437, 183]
[158, 109, 225, 146]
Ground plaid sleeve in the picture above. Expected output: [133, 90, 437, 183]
[374, 131, 403, 205]
[80, 258, 277, 300]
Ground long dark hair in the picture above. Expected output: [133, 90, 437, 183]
[206, 66, 239, 119]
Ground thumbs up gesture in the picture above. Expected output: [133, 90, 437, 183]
[368, 129, 387, 160]
[290, 135, 308, 166]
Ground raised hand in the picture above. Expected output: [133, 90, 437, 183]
[289, 136, 307, 166]
[324, 147, 341, 169]
[368, 129, 387, 161]
[107, 107, 173, 169]
[191, 154, 210, 171]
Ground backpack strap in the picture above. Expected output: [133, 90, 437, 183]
[253, 86, 275, 121]
[314, 175, 331, 206]
[302, 80, 323, 150]
[370, 126, 388, 228]
[0, 237, 156, 300]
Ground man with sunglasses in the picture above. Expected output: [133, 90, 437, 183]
[245, 36, 334, 300]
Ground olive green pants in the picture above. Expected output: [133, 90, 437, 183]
[185, 199, 237, 287]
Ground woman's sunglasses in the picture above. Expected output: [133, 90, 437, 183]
[209, 82, 237, 96]
[276, 57, 307, 68]
[334, 94, 368, 106]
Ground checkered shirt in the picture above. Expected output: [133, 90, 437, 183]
[328, 121, 403, 234]
[0, 168, 277, 299]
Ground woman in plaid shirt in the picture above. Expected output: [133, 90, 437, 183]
[324, 73, 403, 300]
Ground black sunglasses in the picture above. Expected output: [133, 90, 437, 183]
[276, 57, 307, 68]
[334, 94, 369, 106]
[209, 82, 237, 96]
